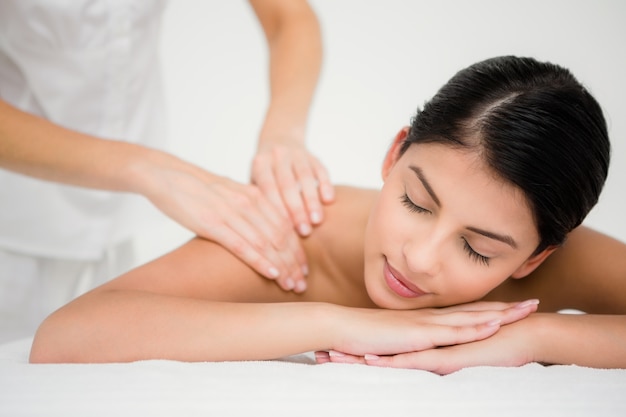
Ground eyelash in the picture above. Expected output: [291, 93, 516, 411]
[400, 194, 430, 214]
[400, 193, 491, 266]
[462, 239, 490, 266]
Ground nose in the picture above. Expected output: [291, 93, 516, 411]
[402, 233, 442, 278]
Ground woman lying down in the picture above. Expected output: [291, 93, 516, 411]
[30, 56, 626, 374]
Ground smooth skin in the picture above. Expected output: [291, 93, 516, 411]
[0, 0, 332, 291]
[30, 129, 626, 372]
[250, 0, 335, 243]
[29, 186, 538, 364]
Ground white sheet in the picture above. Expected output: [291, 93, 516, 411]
[1, 338, 624, 416]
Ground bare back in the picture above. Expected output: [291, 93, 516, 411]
[100, 186, 379, 308]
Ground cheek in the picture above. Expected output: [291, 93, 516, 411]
[364, 193, 395, 251]
[369, 189, 412, 238]
[440, 261, 521, 304]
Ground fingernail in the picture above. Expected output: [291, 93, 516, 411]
[268, 267, 279, 279]
[298, 223, 312, 236]
[364, 354, 380, 361]
[314, 351, 329, 360]
[310, 211, 321, 224]
[486, 319, 502, 327]
[295, 280, 307, 293]
[515, 299, 540, 309]
[322, 186, 335, 201]
[284, 278, 295, 290]
[328, 350, 344, 358]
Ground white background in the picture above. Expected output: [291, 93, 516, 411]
[136, 0, 626, 266]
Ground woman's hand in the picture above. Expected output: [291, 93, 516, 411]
[137, 150, 309, 292]
[317, 299, 540, 370]
[356, 316, 538, 375]
[251, 142, 334, 238]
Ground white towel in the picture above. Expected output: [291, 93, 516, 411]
[1, 338, 624, 417]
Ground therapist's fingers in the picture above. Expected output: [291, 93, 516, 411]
[145, 163, 308, 292]
[251, 144, 334, 237]
[252, 145, 311, 236]
[251, 155, 289, 218]
[245, 181, 310, 289]
[209, 181, 308, 291]
[291, 152, 334, 226]
[234, 186, 309, 291]
[310, 154, 335, 204]
[271, 149, 314, 236]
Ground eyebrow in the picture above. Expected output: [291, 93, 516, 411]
[409, 165, 518, 249]
[466, 226, 518, 249]
[409, 166, 440, 207]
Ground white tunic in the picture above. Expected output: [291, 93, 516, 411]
[0, 0, 168, 260]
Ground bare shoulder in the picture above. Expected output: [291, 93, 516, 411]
[311, 185, 377, 264]
[99, 236, 291, 302]
[487, 226, 626, 313]
[322, 185, 378, 226]
[300, 185, 379, 306]
[96, 185, 379, 306]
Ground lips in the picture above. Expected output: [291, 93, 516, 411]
[383, 259, 427, 298]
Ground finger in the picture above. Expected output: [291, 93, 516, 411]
[362, 350, 460, 374]
[250, 191, 310, 290]
[225, 225, 303, 292]
[218, 196, 302, 290]
[309, 155, 335, 205]
[266, 231, 309, 292]
[498, 299, 540, 325]
[419, 301, 539, 327]
[365, 340, 518, 375]
[230, 220, 304, 292]
[280, 230, 309, 292]
[249, 154, 312, 290]
[327, 350, 366, 365]
[432, 300, 522, 314]
[299, 177, 323, 226]
[292, 156, 324, 226]
[209, 225, 281, 280]
[274, 156, 312, 236]
[250, 157, 289, 218]
[314, 351, 331, 364]
[404, 319, 502, 353]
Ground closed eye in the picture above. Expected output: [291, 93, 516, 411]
[462, 238, 490, 266]
[400, 194, 430, 214]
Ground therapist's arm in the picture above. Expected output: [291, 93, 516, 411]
[249, 0, 334, 239]
[0, 98, 308, 291]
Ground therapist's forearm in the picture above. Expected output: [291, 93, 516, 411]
[0, 98, 212, 194]
[252, 0, 322, 145]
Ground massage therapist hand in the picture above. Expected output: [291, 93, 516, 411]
[251, 141, 334, 238]
[141, 149, 309, 291]
[0, 99, 308, 292]
[249, 0, 334, 238]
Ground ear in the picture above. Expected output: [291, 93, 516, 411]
[510, 246, 558, 279]
[382, 127, 411, 181]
